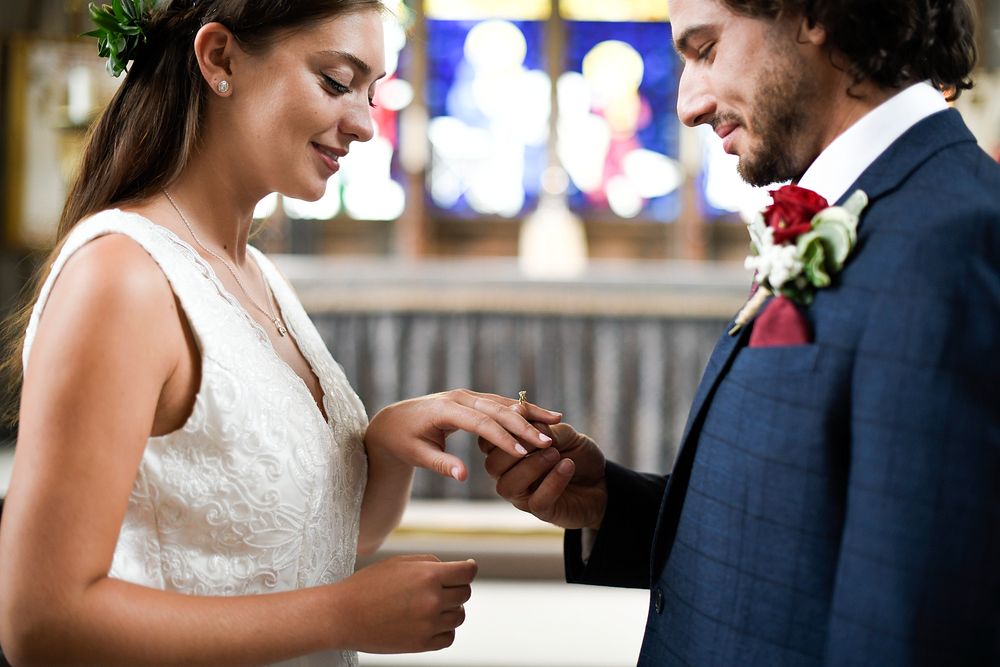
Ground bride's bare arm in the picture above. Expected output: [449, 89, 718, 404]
[0, 237, 474, 665]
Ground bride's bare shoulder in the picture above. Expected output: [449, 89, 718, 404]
[59, 231, 173, 308]
[35, 230, 182, 369]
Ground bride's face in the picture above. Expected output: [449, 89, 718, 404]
[222, 10, 386, 202]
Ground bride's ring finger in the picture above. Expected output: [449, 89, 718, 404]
[465, 395, 552, 448]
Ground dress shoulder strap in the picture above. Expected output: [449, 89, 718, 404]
[22, 209, 219, 371]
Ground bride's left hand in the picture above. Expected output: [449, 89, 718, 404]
[365, 389, 562, 481]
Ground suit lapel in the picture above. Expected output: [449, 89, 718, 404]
[649, 320, 752, 576]
[679, 321, 748, 447]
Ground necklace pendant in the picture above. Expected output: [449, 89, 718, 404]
[274, 319, 288, 337]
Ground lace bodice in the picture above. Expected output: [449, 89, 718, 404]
[22, 210, 369, 667]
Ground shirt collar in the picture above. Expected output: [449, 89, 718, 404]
[796, 82, 948, 204]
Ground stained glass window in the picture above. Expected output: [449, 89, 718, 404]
[560, 20, 682, 222]
[425, 17, 550, 218]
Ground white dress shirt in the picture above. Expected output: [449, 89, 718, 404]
[796, 81, 948, 204]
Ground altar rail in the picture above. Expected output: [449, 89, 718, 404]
[278, 257, 747, 500]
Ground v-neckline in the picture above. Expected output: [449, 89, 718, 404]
[247, 247, 331, 424]
[141, 215, 332, 426]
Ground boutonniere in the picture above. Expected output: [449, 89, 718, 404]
[729, 184, 869, 335]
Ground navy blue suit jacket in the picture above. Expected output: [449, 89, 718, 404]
[565, 109, 1000, 665]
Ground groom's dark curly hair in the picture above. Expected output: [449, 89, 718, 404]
[722, 0, 977, 100]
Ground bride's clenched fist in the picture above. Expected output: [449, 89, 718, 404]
[330, 555, 478, 653]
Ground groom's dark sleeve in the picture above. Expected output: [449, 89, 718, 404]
[564, 460, 667, 589]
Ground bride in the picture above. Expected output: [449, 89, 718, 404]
[0, 1, 559, 664]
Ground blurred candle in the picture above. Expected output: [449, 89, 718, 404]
[518, 166, 588, 279]
[67, 65, 92, 126]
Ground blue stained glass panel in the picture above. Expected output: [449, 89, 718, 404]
[563, 21, 681, 222]
[425, 19, 549, 218]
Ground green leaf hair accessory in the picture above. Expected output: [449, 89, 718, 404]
[83, 0, 157, 77]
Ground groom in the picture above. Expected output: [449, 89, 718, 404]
[483, 0, 1000, 664]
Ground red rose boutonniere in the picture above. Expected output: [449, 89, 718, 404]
[763, 185, 831, 243]
[729, 184, 869, 335]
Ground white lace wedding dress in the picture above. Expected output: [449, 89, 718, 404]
[22, 209, 369, 667]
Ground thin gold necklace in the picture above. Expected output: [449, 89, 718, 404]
[163, 189, 288, 337]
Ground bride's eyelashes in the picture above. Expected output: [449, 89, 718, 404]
[320, 73, 378, 108]
[321, 73, 350, 95]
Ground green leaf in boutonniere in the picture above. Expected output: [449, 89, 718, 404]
[797, 232, 831, 291]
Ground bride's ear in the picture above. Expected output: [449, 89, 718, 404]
[193, 22, 242, 96]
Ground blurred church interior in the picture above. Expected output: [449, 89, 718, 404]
[1, 1, 997, 664]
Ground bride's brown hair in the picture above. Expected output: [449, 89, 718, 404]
[0, 0, 385, 425]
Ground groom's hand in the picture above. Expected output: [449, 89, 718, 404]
[480, 423, 608, 530]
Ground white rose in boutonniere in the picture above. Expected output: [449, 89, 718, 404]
[730, 185, 869, 335]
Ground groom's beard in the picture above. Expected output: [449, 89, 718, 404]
[737, 48, 822, 187]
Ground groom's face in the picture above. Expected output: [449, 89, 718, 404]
[670, 0, 827, 186]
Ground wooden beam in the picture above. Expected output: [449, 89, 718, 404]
[394, 0, 430, 258]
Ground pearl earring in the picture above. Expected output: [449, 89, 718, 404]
[217, 80, 231, 94]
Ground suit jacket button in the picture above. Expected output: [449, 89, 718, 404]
[653, 588, 664, 614]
